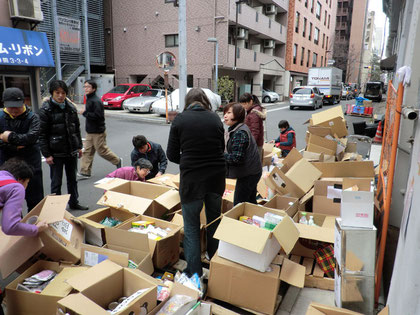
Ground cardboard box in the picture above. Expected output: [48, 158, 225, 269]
[302, 151, 335, 162]
[117, 214, 182, 269]
[78, 207, 136, 246]
[266, 149, 322, 198]
[312, 161, 375, 178]
[263, 195, 299, 217]
[208, 254, 305, 315]
[293, 211, 336, 243]
[306, 106, 348, 138]
[146, 173, 179, 189]
[81, 228, 154, 275]
[262, 142, 275, 167]
[5, 260, 87, 315]
[341, 178, 374, 228]
[306, 134, 338, 156]
[0, 195, 78, 278]
[59, 260, 157, 315]
[313, 178, 344, 216]
[97, 181, 180, 219]
[306, 302, 363, 315]
[213, 203, 299, 272]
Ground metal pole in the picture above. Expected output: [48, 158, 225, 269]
[178, 0, 187, 111]
[82, 0, 91, 80]
[234, 2, 239, 101]
[52, 0, 62, 80]
[215, 41, 219, 94]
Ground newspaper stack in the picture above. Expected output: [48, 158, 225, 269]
[17, 269, 57, 293]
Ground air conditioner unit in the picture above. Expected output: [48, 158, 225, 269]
[237, 28, 249, 40]
[8, 0, 43, 22]
[264, 4, 277, 15]
[264, 39, 275, 48]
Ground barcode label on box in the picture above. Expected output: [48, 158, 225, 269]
[50, 219, 73, 242]
[84, 251, 108, 266]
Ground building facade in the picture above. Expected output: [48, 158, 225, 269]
[110, 0, 289, 101]
[285, 0, 337, 89]
[333, 0, 368, 84]
[359, 11, 375, 87]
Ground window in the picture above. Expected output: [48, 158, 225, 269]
[314, 27, 319, 44]
[328, 14, 330, 28]
[305, 0, 308, 7]
[321, 56, 323, 67]
[326, 36, 329, 49]
[309, 22, 312, 40]
[301, 47, 305, 65]
[303, 18, 307, 37]
[312, 52, 318, 67]
[307, 50, 311, 67]
[293, 44, 298, 64]
[329, 0, 331, 8]
[316, 2, 321, 20]
[295, 12, 300, 33]
[311, 0, 314, 13]
[324, 10, 327, 25]
[165, 34, 178, 47]
[322, 33, 325, 48]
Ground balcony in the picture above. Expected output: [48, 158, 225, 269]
[223, 44, 285, 72]
[229, 2, 287, 44]
[256, 0, 289, 13]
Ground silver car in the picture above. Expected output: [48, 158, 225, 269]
[123, 89, 166, 113]
[289, 86, 323, 110]
[262, 89, 280, 103]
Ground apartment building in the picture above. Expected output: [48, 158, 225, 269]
[285, 0, 337, 89]
[333, 0, 368, 84]
[360, 11, 375, 88]
[110, 0, 288, 101]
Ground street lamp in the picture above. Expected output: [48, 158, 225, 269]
[234, 0, 248, 101]
[207, 37, 219, 94]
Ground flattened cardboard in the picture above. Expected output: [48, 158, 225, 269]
[312, 161, 375, 178]
[280, 258, 305, 288]
[306, 302, 364, 315]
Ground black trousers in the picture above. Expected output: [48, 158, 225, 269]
[49, 156, 79, 206]
[234, 171, 262, 206]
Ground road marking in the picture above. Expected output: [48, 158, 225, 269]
[267, 105, 290, 112]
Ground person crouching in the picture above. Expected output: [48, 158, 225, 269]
[106, 158, 153, 181]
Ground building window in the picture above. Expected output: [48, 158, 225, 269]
[293, 44, 298, 64]
[303, 18, 307, 37]
[321, 56, 323, 66]
[165, 34, 179, 47]
[328, 14, 330, 29]
[326, 36, 329, 49]
[324, 10, 327, 25]
[256, 12, 258, 22]
[301, 47, 305, 66]
[305, 0, 308, 8]
[295, 12, 300, 33]
[309, 22, 312, 40]
[322, 33, 325, 48]
[311, 0, 314, 13]
[307, 50, 311, 67]
[329, 0, 331, 8]
[316, 2, 321, 20]
[312, 52, 318, 67]
[314, 27, 319, 44]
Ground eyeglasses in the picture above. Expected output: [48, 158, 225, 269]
[144, 169, 151, 174]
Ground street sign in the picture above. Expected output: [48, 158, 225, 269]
[156, 51, 176, 71]
[327, 59, 335, 66]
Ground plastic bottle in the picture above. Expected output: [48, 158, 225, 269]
[299, 212, 308, 224]
[308, 215, 315, 226]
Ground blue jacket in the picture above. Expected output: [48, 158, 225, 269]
[130, 140, 167, 179]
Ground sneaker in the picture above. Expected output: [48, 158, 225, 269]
[116, 158, 123, 169]
[77, 172, 91, 179]
[69, 203, 89, 211]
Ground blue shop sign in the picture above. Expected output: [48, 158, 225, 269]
[0, 26, 54, 67]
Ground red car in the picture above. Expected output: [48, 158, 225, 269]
[101, 84, 151, 109]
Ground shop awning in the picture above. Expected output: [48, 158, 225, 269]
[380, 54, 397, 71]
[0, 26, 54, 67]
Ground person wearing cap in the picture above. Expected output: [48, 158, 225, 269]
[38, 80, 88, 211]
[106, 158, 153, 181]
[78, 80, 122, 179]
[0, 87, 44, 210]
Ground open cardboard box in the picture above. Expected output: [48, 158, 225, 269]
[312, 161, 375, 179]
[0, 195, 81, 278]
[302, 150, 335, 162]
[97, 181, 180, 219]
[146, 173, 179, 189]
[58, 260, 157, 315]
[313, 178, 344, 216]
[306, 302, 363, 315]
[78, 207, 136, 246]
[5, 260, 88, 315]
[208, 253, 305, 315]
[305, 106, 348, 138]
[81, 227, 154, 275]
[292, 211, 336, 244]
[266, 149, 322, 198]
[263, 194, 299, 217]
[213, 202, 299, 272]
[262, 142, 275, 167]
[306, 133, 338, 156]
[117, 214, 181, 269]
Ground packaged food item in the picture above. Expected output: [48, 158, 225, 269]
[252, 215, 266, 228]
[156, 294, 195, 315]
[131, 220, 155, 229]
[100, 216, 122, 227]
[264, 212, 283, 225]
[239, 216, 252, 224]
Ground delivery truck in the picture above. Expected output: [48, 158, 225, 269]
[308, 67, 343, 105]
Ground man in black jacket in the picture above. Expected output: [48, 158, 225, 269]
[0, 87, 44, 210]
[130, 135, 167, 180]
[78, 80, 121, 178]
[39, 80, 88, 210]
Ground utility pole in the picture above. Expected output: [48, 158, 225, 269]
[52, 0, 62, 80]
[82, 0, 91, 80]
[178, 0, 187, 111]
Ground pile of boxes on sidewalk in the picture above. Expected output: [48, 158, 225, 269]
[0, 106, 382, 315]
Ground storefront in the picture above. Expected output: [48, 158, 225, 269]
[0, 26, 54, 111]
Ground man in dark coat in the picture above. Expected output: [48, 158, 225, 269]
[0, 87, 43, 210]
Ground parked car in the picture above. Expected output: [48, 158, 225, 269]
[289, 86, 323, 110]
[262, 89, 280, 103]
[364, 81, 383, 102]
[151, 88, 221, 116]
[101, 84, 151, 109]
[341, 86, 352, 100]
[123, 89, 166, 113]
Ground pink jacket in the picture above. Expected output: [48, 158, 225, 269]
[106, 166, 144, 181]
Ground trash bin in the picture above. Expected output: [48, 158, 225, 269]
[364, 126, 377, 138]
[353, 121, 367, 135]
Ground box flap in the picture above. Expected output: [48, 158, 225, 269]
[311, 105, 344, 123]
[213, 216, 270, 254]
[37, 195, 70, 224]
[307, 134, 338, 155]
[307, 126, 333, 137]
[312, 161, 375, 178]
[306, 302, 364, 315]
[296, 223, 335, 243]
[171, 213, 184, 227]
[42, 266, 89, 296]
[81, 243, 129, 267]
[94, 177, 128, 190]
[97, 190, 153, 215]
[67, 259, 122, 292]
[58, 293, 110, 314]
[314, 116, 348, 138]
[104, 227, 150, 252]
[280, 258, 305, 288]
[155, 189, 180, 209]
[272, 216, 299, 255]
[378, 306, 389, 315]
[146, 173, 179, 189]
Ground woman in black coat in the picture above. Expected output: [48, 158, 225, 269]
[167, 88, 226, 278]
